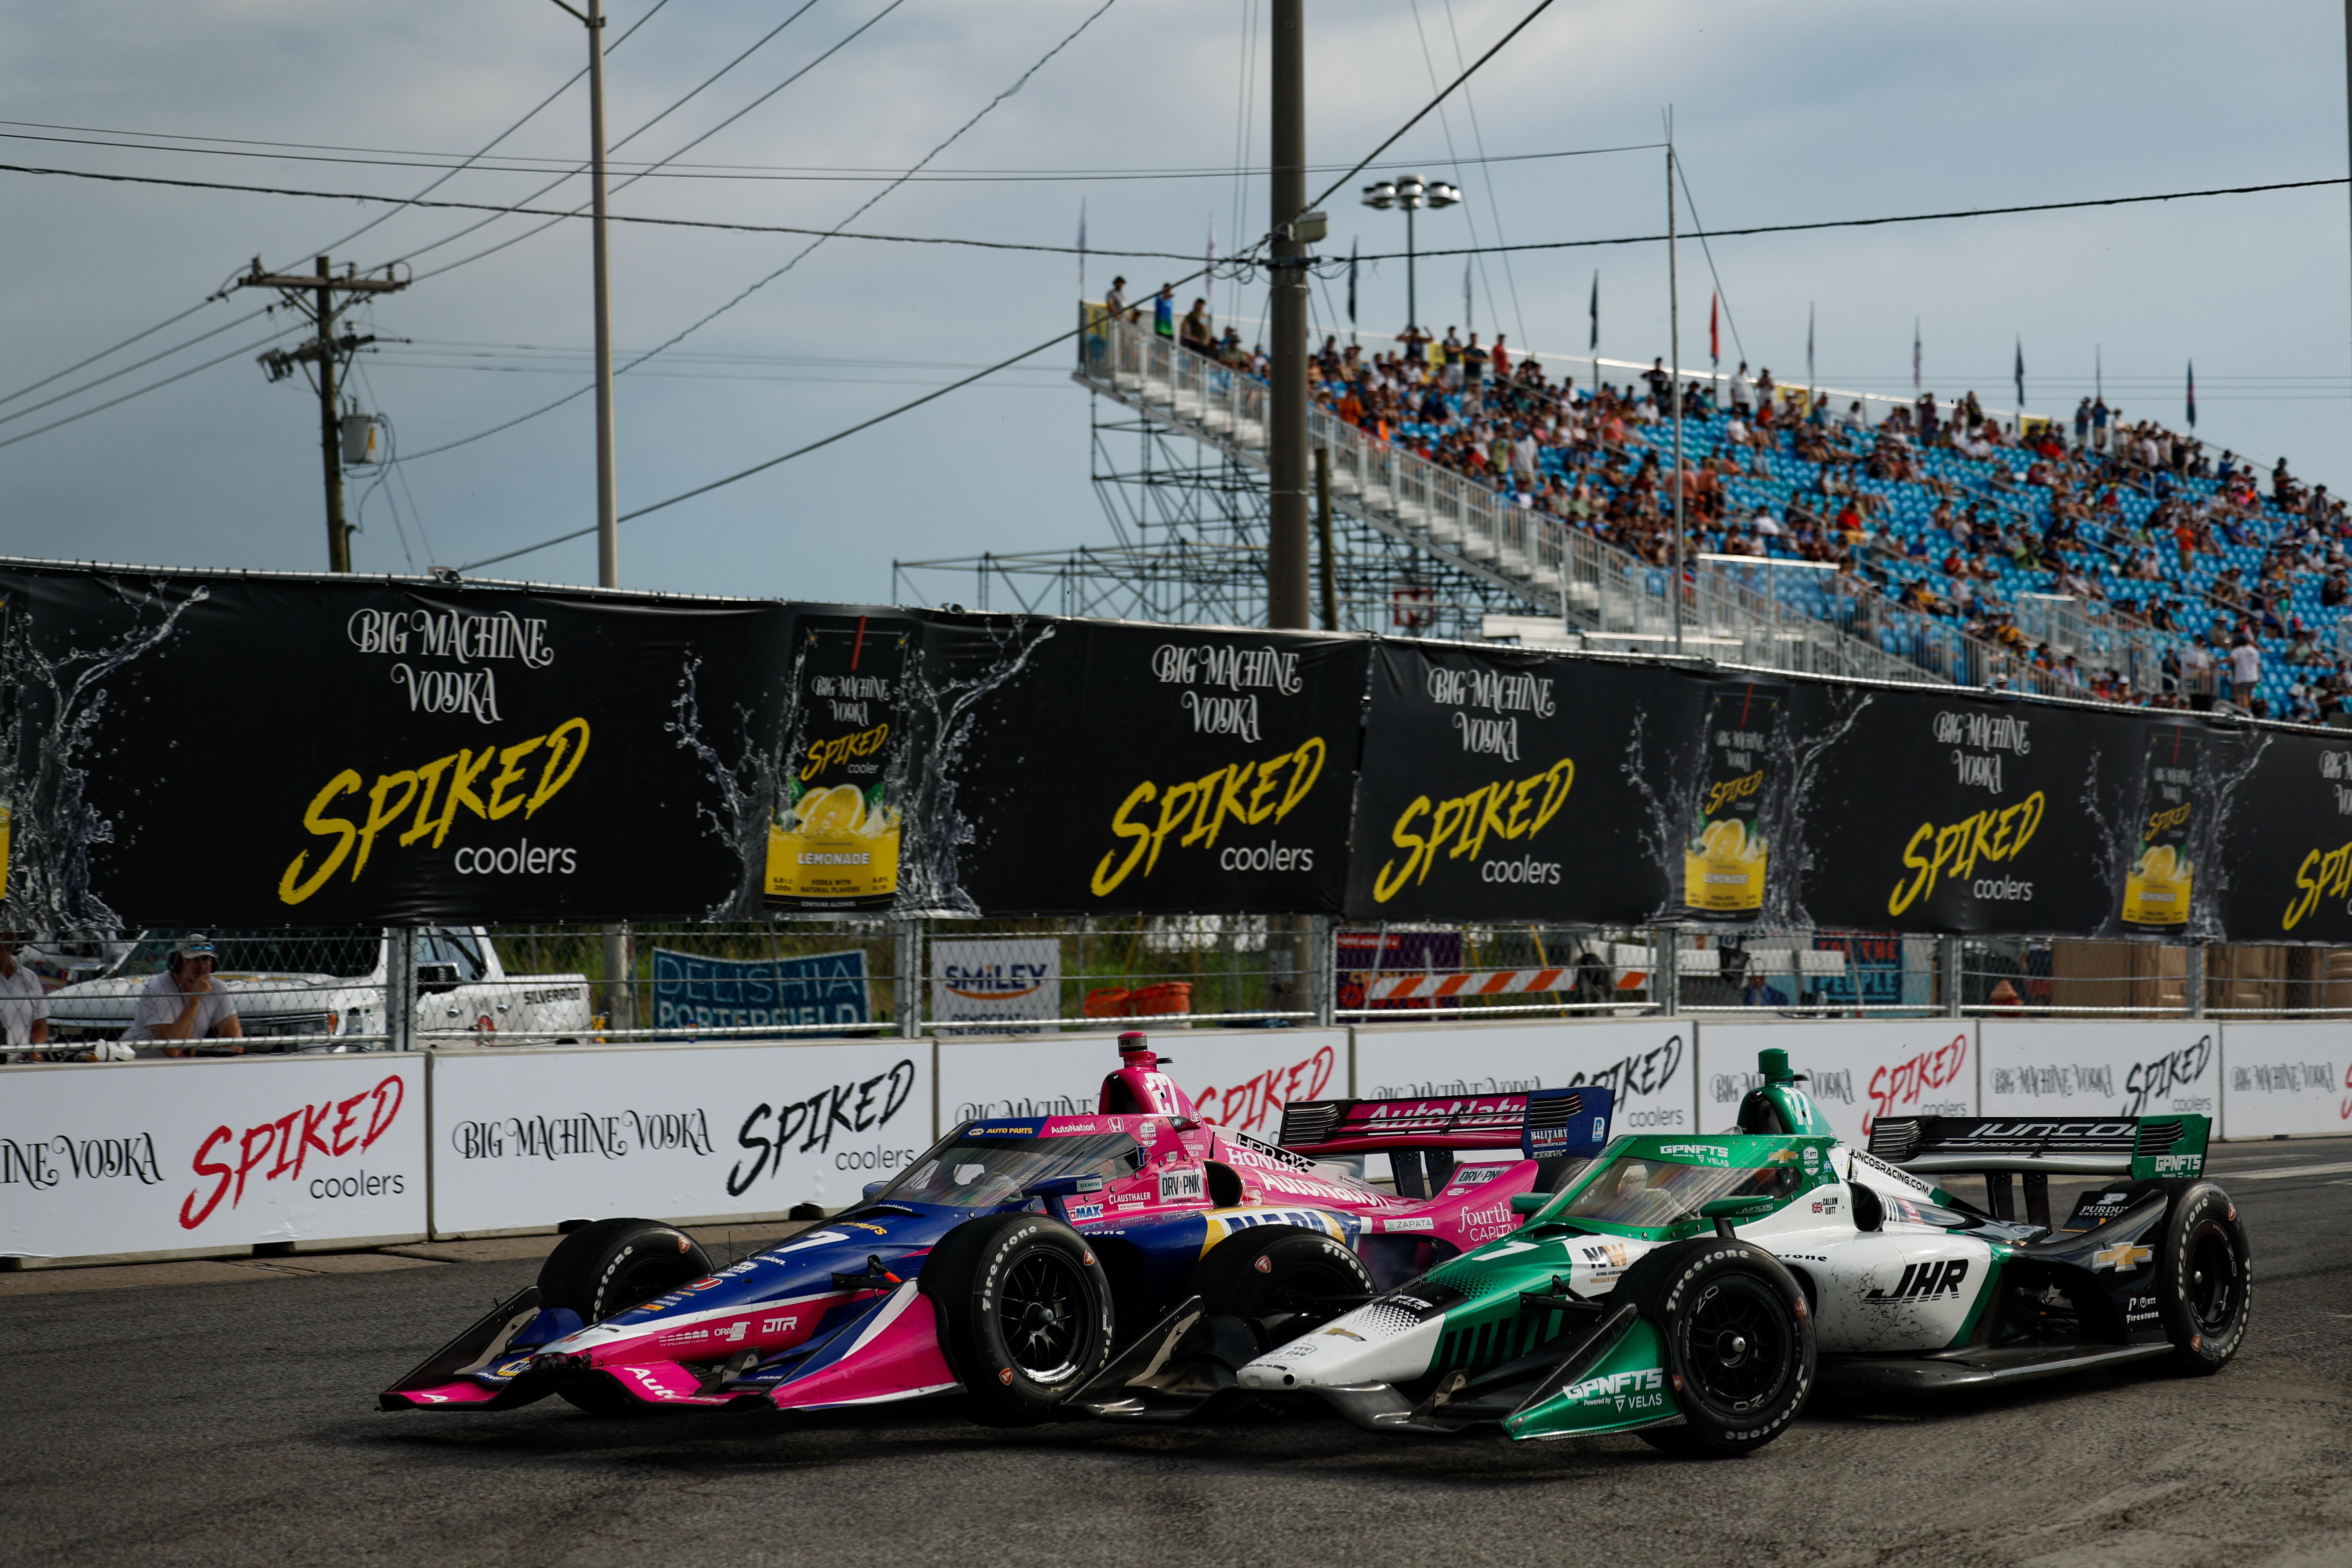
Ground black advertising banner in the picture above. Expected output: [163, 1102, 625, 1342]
[0, 566, 790, 928]
[1681, 679, 1787, 923]
[1787, 683, 2143, 936]
[932, 617, 1370, 915]
[2209, 727, 2352, 943]
[1343, 644, 1697, 922]
[766, 613, 916, 912]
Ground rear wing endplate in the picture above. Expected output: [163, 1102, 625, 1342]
[1867, 1113, 2210, 1181]
[1278, 1087, 1615, 1161]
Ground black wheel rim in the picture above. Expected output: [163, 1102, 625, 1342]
[1684, 1278, 1789, 1412]
[999, 1252, 1087, 1380]
[2186, 1221, 2239, 1335]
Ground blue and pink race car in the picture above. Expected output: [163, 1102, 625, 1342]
[381, 1032, 1613, 1424]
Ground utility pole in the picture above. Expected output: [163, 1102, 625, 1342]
[1267, 0, 1314, 633]
[1266, 0, 1322, 1024]
[548, 0, 620, 588]
[1666, 115, 1685, 655]
[549, 0, 629, 1031]
[240, 257, 406, 572]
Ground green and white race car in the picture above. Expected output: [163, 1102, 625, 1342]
[1087, 1047, 2250, 1456]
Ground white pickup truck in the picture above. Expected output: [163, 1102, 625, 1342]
[42, 927, 595, 1053]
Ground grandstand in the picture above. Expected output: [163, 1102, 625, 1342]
[904, 305, 2350, 722]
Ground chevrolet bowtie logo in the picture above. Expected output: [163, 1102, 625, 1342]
[2093, 1241, 2153, 1271]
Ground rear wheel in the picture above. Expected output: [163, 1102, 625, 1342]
[921, 1213, 1114, 1426]
[2154, 1181, 2250, 1374]
[1617, 1238, 1813, 1457]
[537, 1219, 713, 1414]
[1186, 1225, 1374, 1356]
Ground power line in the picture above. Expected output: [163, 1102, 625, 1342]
[401, 0, 1118, 464]
[1675, 153, 1744, 367]
[288, 0, 674, 267]
[1356, 176, 2352, 261]
[0, 161, 1200, 256]
[0, 0, 672, 442]
[0, 305, 271, 426]
[1440, 0, 1526, 347]
[0, 119, 1659, 180]
[399, 0, 878, 278]
[455, 0, 1559, 567]
[0, 327, 301, 452]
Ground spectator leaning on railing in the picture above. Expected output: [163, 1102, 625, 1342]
[122, 933, 243, 1056]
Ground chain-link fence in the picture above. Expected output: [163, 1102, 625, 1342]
[10, 917, 2352, 1063]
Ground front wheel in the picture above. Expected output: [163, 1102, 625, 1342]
[1616, 1238, 1813, 1457]
[2154, 1181, 2251, 1373]
[1186, 1224, 1374, 1356]
[921, 1213, 1114, 1426]
[537, 1218, 713, 1414]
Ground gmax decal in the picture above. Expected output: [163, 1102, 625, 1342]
[1865, 1258, 1970, 1303]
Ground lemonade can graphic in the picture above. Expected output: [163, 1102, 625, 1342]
[2121, 728, 2200, 931]
[1682, 683, 1780, 920]
[766, 615, 910, 910]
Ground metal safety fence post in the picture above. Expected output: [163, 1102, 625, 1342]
[2187, 943, 2206, 1019]
[384, 926, 417, 1051]
[894, 918, 924, 1038]
[1654, 926, 1679, 1015]
[1940, 935, 1962, 1019]
[1310, 913, 1336, 1027]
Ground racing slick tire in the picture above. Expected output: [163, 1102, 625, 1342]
[1616, 1237, 1813, 1458]
[2151, 1180, 2251, 1374]
[921, 1213, 1114, 1427]
[537, 1219, 714, 1414]
[1186, 1224, 1375, 1356]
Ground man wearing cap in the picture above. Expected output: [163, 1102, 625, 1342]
[0, 931, 49, 1062]
[123, 934, 243, 1054]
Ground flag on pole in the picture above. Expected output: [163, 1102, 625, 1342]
[1912, 319, 1922, 395]
[2186, 360, 2197, 428]
[1708, 293, 1720, 368]
[2013, 336, 2025, 411]
[1806, 303, 1815, 388]
[1463, 258, 1474, 336]
[2095, 343, 2103, 400]
[1588, 270, 1599, 352]
[1347, 238, 1359, 340]
[1077, 198, 1087, 302]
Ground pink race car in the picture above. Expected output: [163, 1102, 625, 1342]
[381, 1033, 1614, 1425]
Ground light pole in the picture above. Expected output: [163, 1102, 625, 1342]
[1359, 174, 1460, 338]
[547, 0, 618, 592]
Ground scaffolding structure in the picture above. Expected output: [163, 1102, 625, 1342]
[893, 394, 1543, 638]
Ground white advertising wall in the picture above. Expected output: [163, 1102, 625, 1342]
[0, 1055, 426, 1259]
[2218, 1022, 2352, 1138]
[937, 1028, 1349, 1143]
[1352, 1018, 1696, 1136]
[1978, 1020, 2218, 1121]
[1698, 1020, 1976, 1146]
[428, 1039, 932, 1236]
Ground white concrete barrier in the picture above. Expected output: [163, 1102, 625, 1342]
[0, 1054, 426, 1260]
[426, 1039, 930, 1238]
[936, 1028, 1347, 1143]
[2218, 1022, 2352, 1138]
[1352, 1018, 1695, 1135]
[1698, 1020, 1976, 1146]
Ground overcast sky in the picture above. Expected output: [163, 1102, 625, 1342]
[4, 0, 2349, 602]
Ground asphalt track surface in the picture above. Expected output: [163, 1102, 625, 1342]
[7, 1139, 2352, 1568]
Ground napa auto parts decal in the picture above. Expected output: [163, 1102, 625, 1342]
[0, 1056, 426, 1258]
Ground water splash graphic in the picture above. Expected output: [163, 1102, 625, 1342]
[892, 619, 1058, 916]
[1759, 687, 1874, 928]
[0, 576, 207, 933]
[666, 653, 782, 921]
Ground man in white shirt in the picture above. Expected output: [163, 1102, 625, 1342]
[0, 931, 48, 1060]
[123, 933, 243, 1054]
[2229, 638, 2263, 705]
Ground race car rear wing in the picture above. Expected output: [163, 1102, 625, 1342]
[1277, 1087, 1615, 1162]
[1867, 1113, 2210, 1181]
